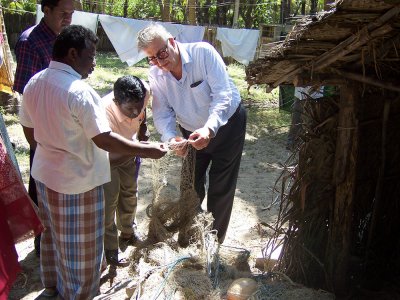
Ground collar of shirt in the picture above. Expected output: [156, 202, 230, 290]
[37, 18, 57, 40]
[48, 61, 82, 79]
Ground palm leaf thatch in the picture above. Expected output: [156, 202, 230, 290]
[249, 0, 400, 297]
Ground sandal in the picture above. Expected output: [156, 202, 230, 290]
[119, 232, 142, 246]
[105, 249, 130, 267]
[39, 287, 58, 298]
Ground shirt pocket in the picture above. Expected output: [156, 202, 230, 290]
[190, 80, 211, 109]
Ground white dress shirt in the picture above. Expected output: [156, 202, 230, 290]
[20, 61, 111, 194]
[149, 41, 241, 142]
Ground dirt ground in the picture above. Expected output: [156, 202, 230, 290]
[7, 104, 310, 299]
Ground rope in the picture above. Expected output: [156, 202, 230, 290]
[204, 230, 220, 288]
[150, 255, 191, 300]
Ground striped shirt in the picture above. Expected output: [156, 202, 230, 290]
[13, 19, 56, 94]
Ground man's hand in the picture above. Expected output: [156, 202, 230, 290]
[188, 127, 211, 150]
[139, 141, 167, 159]
[168, 136, 189, 157]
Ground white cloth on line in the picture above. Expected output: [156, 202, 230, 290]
[162, 23, 205, 43]
[216, 27, 259, 65]
[99, 15, 205, 66]
[36, 5, 99, 34]
[98, 16, 150, 65]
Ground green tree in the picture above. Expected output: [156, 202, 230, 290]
[1, 0, 36, 13]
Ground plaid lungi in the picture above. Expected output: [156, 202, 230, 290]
[36, 181, 104, 300]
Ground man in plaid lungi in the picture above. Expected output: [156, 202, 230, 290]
[20, 25, 166, 299]
[13, 0, 75, 257]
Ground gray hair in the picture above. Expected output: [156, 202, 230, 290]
[137, 23, 173, 50]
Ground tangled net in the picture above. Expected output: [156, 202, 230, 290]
[143, 145, 212, 248]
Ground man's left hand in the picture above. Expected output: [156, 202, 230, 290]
[188, 127, 211, 150]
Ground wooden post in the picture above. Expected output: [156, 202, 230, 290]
[327, 83, 358, 294]
[232, 0, 240, 28]
[161, 0, 171, 22]
[187, 0, 196, 25]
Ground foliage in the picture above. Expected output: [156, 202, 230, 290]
[129, 0, 160, 20]
[1, 0, 36, 13]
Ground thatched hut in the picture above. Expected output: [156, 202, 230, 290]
[246, 0, 400, 297]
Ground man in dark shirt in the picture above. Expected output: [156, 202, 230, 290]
[13, 0, 74, 256]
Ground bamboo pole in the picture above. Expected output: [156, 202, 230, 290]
[233, 0, 240, 28]
[332, 69, 400, 93]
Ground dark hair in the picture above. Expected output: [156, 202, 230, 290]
[113, 75, 146, 105]
[41, 0, 62, 12]
[52, 25, 98, 60]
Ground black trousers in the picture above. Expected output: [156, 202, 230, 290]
[180, 104, 247, 242]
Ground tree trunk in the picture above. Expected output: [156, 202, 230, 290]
[281, 0, 291, 24]
[216, 0, 227, 26]
[310, 0, 317, 14]
[232, 0, 239, 28]
[240, 0, 255, 28]
[123, 0, 128, 17]
[199, 0, 211, 25]
[187, 0, 196, 25]
[158, 0, 170, 22]
[301, 0, 306, 15]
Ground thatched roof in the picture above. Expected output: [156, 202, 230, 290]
[246, 0, 400, 92]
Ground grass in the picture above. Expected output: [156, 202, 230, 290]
[227, 63, 279, 104]
[4, 51, 291, 185]
[86, 53, 149, 97]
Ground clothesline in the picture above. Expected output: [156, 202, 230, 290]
[35, 4, 260, 66]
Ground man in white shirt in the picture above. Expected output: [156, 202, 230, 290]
[137, 24, 247, 244]
[20, 25, 166, 299]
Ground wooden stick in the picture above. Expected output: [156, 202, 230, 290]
[293, 73, 347, 86]
[333, 69, 400, 92]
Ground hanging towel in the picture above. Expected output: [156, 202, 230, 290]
[99, 16, 151, 65]
[216, 27, 259, 65]
[162, 23, 205, 43]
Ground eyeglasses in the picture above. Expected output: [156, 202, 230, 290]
[147, 42, 169, 65]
